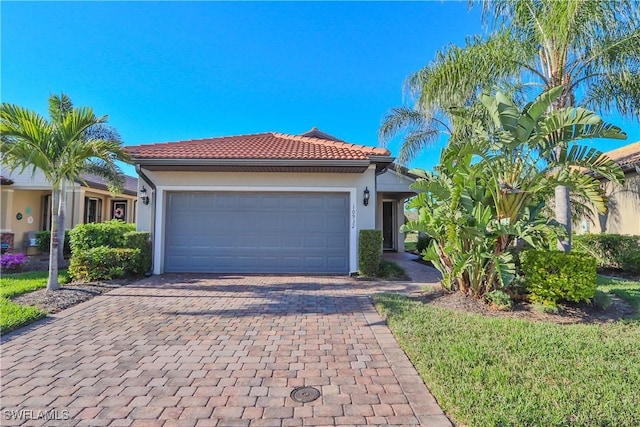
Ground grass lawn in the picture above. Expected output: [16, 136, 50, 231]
[0, 298, 46, 333]
[0, 269, 69, 299]
[404, 232, 417, 252]
[373, 283, 640, 427]
[597, 275, 640, 318]
[0, 270, 69, 333]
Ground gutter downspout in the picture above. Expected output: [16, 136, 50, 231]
[135, 164, 156, 276]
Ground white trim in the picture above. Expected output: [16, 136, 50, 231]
[152, 185, 358, 275]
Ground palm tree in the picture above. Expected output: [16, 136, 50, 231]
[382, 0, 640, 250]
[403, 87, 626, 296]
[1, 93, 130, 290]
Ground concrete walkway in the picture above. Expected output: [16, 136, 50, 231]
[382, 252, 441, 287]
[1, 269, 449, 426]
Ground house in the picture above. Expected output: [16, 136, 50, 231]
[579, 141, 640, 236]
[125, 128, 416, 275]
[0, 168, 138, 254]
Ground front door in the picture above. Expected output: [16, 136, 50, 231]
[383, 201, 394, 250]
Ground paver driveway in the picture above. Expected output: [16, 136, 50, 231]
[1, 274, 451, 427]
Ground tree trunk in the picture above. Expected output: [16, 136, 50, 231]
[555, 184, 572, 251]
[57, 181, 66, 266]
[47, 187, 60, 291]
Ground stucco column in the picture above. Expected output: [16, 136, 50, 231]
[1, 189, 15, 232]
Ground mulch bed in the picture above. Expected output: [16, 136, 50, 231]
[414, 287, 637, 324]
[11, 279, 137, 314]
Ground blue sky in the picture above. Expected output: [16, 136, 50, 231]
[2, 1, 638, 177]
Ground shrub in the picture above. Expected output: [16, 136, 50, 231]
[124, 231, 152, 274]
[0, 253, 28, 273]
[36, 230, 72, 256]
[359, 229, 383, 277]
[69, 220, 135, 253]
[520, 250, 597, 305]
[416, 234, 431, 254]
[484, 290, 513, 311]
[69, 246, 142, 281]
[573, 234, 640, 273]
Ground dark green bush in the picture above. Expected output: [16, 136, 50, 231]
[484, 290, 513, 311]
[69, 220, 135, 253]
[124, 231, 152, 274]
[520, 250, 597, 305]
[69, 246, 142, 281]
[36, 231, 71, 256]
[359, 229, 383, 277]
[573, 233, 640, 273]
[416, 234, 431, 254]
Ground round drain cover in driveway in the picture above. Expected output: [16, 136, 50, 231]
[290, 386, 321, 403]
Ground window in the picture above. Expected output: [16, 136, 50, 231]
[111, 201, 127, 221]
[85, 198, 102, 223]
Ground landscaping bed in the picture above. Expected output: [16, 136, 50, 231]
[417, 284, 637, 324]
[11, 279, 133, 314]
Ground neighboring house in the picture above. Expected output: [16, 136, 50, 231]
[578, 141, 640, 236]
[0, 168, 138, 254]
[125, 128, 416, 275]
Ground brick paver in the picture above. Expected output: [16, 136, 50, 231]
[0, 274, 451, 426]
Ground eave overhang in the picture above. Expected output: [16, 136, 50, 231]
[133, 156, 395, 174]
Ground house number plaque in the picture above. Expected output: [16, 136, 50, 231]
[351, 204, 356, 229]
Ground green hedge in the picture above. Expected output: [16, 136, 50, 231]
[359, 229, 383, 277]
[520, 250, 597, 306]
[69, 220, 135, 253]
[68, 221, 149, 281]
[69, 247, 142, 281]
[35, 231, 71, 256]
[124, 231, 152, 274]
[573, 233, 640, 274]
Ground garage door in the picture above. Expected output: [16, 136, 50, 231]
[164, 192, 350, 273]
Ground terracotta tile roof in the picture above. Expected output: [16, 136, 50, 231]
[604, 141, 640, 168]
[299, 127, 345, 142]
[125, 131, 390, 161]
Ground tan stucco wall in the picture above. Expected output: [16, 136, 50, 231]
[578, 171, 640, 236]
[136, 167, 378, 273]
[0, 185, 137, 254]
[1, 189, 14, 233]
[8, 189, 49, 247]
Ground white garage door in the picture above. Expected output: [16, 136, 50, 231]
[164, 192, 350, 273]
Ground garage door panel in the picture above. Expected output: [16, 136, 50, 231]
[327, 256, 348, 269]
[304, 235, 325, 248]
[305, 214, 327, 231]
[165, 192, 349, 273]
[327, 236, 348, 249]
[305, 197, 325, 209]
[282, 257, 303, 268]
[212, 194, 236, 209]
[327, 196, 348, 209]
[259, 235, 279, 249]
[214, 256, 235, 268]
[281, 236, 303, 249]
